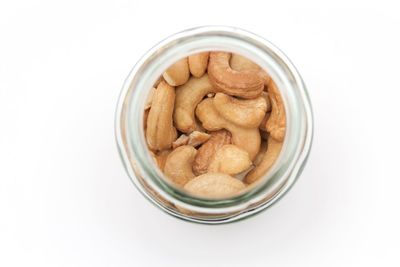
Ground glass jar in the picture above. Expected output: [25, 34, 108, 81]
[115, 26, 313, 224]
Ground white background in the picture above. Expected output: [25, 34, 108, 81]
[1, 1, 399, 266]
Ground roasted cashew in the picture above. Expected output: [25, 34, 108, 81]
[230, 54, 271, 85]
[172, 134, 189, 149]
[173, 74, 215, 133]
[208, 145, 252, 175]
[196, 98, 261, 160]
[213, 93, 267, 128]
[163, 58, 190, 86]
[144, 87, 156, 110]
[253, 140, 268, 166]
[154, 149, 171, 171]
[184, 173, 246, 198]
[146, 81, 177, 150]
[265, 80, 286, 141]
[193, 130, 232, 175]
[187, 131, 210, 147]
[164, 145, 197, 186]
[245, 137, 283, 184]
[188, 52, 210, 78]
[208, 52, 264, 99]
[172, 131, 210, 149]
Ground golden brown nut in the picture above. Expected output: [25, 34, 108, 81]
[146, 81, 177, 150]
[196, 98, 261, 160]
[187, 131, 210, 147]
[172, 134, 189, 149]
[173, 74, 215, 133]
[154, 149, 172, 171]
[208, 145, 252, 175]
[188, 52, 210, 77]
[265, 80, 286, 141]
[144, 87, 156, 110]
[208, 52, 264, 99]
[213, 93, 267, 128]
[184, 173, 246, 198]
[230, 54, 271, 85]
[163, 58, 190, 86]
[193, 130, 232, 175]
[164, 146, 197, 186]
[245, 137, 283, 184]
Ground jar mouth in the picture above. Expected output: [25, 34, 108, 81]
[115, 26, 313, 223]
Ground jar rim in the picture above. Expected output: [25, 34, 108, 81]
[115, 26, 313, 224]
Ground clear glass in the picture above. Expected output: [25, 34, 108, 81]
[115, 26, 313, 224]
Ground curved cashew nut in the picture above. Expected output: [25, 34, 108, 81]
[146, 81, 177, 150]
[208, 52, 264, 99]
[230, 54, 271, 86]
[213, 93, 267, 128]
[174, 74, 215, 133]
[245, 137, 283, 184]
[188, 52, 209, 77]
[265, 80, 286, 141]
[163, 58, 190, 86]
[164, 145, 197, 186]
[184, 173, 246, 198]
[208, 145, 252, 175]
[193, 130, 231, 175]
[196, 98, 261, 160]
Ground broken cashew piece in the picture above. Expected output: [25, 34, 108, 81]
[245, 137, 283, 184]
[265, 80, 286, 141]
[172, 134, 189, 149]
[187, 131, 210, 147]
[196, 98, 261, 160]
[164, 146, 197, 186]
[208, 145, 252, 175]
[184, 173, 246, 198]
[172, 131, 211, 149]
[208, 52, 264, 99]
[188, 52, 209, 77]
[146, 81, 177, 150]
[193, 130, 232, 176]
[163, 58, 190, 86]
[213, 93, 267, 128]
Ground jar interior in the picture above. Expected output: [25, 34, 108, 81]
[143, 52, 286, 200]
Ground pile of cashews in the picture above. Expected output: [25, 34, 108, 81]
[144, 52, 286, 199]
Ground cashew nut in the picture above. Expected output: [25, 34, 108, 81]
[188, 52, 209, 78]
[196, 98, 261, 160]
[230, 54, 271, 85]
[187, 131, 210, 147]
[184, 173, 246, 198]
[208, 145, 252, 175]
[173, 74, 215, 133]
[146, 81, 177, 150]
[193, 130, 232, 175]
[253, 141, 268, 166]
[245, 137, 283, 184]
[164, 145, 197, 186]
[213, 93, 267, 128]
[144, 87, 156, 110]
[154, 149, 171, 171]
[172, 134, 189, 149]
[208, 52, 264, 99]
[163, 58, 190, 86]
[265, 80, 286, 141]
[172, 131, 211, 149]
